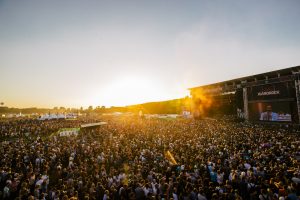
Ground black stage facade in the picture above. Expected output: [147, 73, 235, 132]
[189, 65, 300, 124]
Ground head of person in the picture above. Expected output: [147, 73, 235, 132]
[266, 105, 272, 112]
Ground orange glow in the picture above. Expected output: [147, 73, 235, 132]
[191, 88, 213, 117]
[98, 76, 166, 107]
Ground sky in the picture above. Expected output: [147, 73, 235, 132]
[0, 0, 300, 108]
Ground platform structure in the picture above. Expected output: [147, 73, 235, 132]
[189, 65, 300, 124]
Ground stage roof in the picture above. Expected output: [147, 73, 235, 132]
[189, 65, 300, 91]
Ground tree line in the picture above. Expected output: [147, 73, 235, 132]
[0, 97, 191, 115]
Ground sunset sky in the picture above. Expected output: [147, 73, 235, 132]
[1, 0, 300, 108]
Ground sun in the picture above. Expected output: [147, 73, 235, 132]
[85, 74, 189, 108]
[98, 76, 164, 107]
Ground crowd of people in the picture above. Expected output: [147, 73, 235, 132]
[0, 118, 97, 139]
[0, 116, 299, 200]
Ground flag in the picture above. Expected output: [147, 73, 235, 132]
[165, 150, 177, 165]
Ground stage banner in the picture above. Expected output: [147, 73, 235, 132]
[248, 82, 294, 101]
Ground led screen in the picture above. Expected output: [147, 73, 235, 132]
[249, 102, 292, 122]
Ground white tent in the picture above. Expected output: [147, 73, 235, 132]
[38, 114, 66, 120]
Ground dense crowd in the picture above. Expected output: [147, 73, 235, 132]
[0, 116, 299, 200]
[0, 118, 96, 139]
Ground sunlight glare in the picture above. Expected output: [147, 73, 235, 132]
[99, 76, 164, 107]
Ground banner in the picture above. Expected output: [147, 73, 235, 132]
[58, 128, 80, 137]
[248, 82, 294, 101]
[81, 122, 107, 128]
